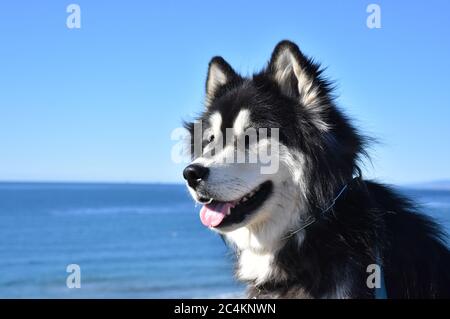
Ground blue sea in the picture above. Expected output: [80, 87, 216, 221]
[0, 183, 449, 298]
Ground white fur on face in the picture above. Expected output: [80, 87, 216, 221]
[186, 110, 312, 283]
[192, 110, 265, 202]
[233, 109, 250, 136]
[222, 144, 309, 283]
[188, 110, 310, 284]
[191, 110, 308, 226]
[209, 111, 223, 134]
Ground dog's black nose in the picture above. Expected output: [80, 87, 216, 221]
[183, 164, 209, 188]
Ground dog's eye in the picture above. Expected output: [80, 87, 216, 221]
[208, 135, 215, 143]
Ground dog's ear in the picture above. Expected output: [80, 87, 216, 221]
[268, 40, 323, 107]
[205, 56, 237, 106]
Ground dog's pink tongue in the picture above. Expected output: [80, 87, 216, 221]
[200, 202, 232, 227]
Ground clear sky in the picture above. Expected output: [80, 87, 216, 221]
[0, 0, 449, 184]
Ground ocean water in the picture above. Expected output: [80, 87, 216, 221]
[0, 183, 449, 298]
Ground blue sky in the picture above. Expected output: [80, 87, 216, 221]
[0, 0, 449, 184]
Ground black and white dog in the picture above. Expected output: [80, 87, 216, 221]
[182, 40, 450, 298]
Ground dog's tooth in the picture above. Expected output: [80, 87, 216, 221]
[242, 197, 248, 202]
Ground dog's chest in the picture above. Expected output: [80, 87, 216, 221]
[236, 249, 275, 284]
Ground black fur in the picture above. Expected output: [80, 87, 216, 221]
[250, 180, 450, 298]
[184, 40, 450, 298]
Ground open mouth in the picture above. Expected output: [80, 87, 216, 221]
[198, 181, 272, 228]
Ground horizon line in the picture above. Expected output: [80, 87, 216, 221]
[0, 179, 449, 187]
[0, 179, 185, 185]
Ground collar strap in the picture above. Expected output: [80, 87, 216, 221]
[282, 176, 360, 240]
